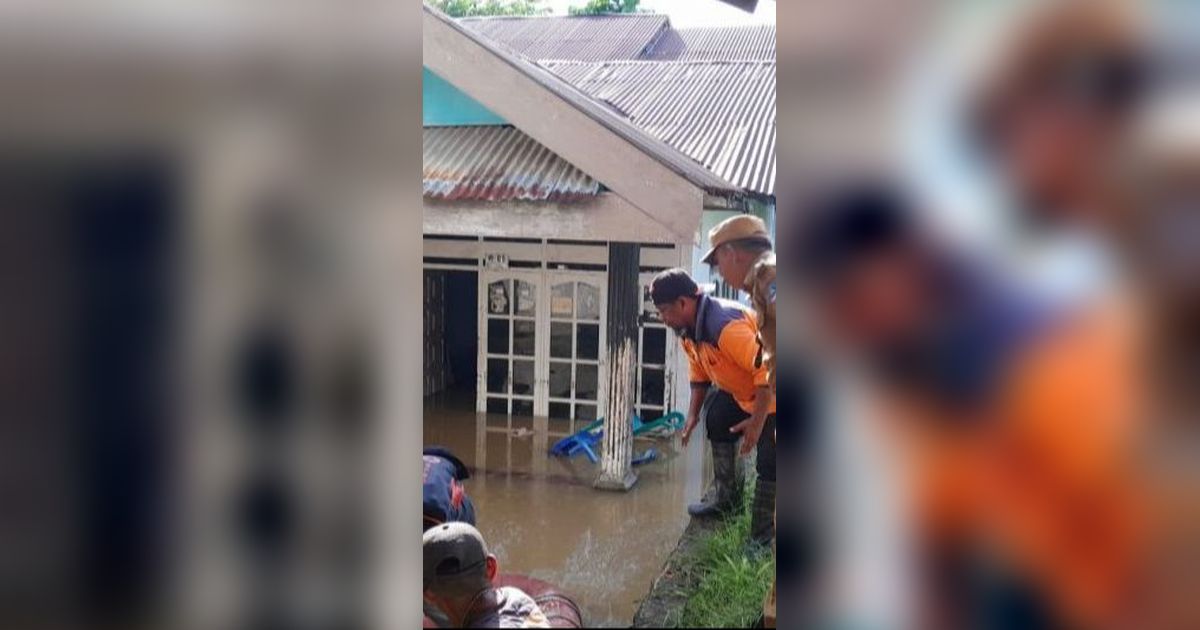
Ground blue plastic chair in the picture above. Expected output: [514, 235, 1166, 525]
[549, 412, 684, 464]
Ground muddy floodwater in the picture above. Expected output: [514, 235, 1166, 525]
[424, 389, 707, 627]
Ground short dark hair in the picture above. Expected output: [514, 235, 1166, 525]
[650, 268, 700, 305]
[794, 182, 917, 286]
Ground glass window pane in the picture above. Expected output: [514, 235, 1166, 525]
[512, 399, 534, 417]
[513, 320, 536, 356]
[487, 318, 509, 355]
[639, 407, 665, 422]
[576, 364, 598, 401]
[551, 282, 574, 320]
[512, 360, 535, 396]
[486, 359, 508, 394]
[642, 327, 667, 365]
[576, 404, 597, 422]
[486, 397, 507, 415]
[576, 324, 599, 361]
[641, 367, 665, 406]
[641, 284, 662, 324]
[550, 322, 573, 359]
[487, 280, 510, 315]
[576, 282, 600, 320]
[549, 402, 571, 419]
[515, 280, 537, 317]
[549, 361, 572, 399]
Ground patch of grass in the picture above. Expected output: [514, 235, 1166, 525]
[677, 478, 774, 628]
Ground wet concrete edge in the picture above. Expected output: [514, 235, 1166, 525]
[631, 516, 722, 628]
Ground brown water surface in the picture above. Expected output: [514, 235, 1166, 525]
[424, 389, 706, 627]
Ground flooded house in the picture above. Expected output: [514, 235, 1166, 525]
[420, 9, 775, 624]
[421, 8, 777, 470]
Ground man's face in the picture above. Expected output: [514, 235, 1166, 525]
[817, 248, 928, 352]
[655, 297, 695, 334]
[713, 245, 750, 292]
[995, 98, 1119, 217]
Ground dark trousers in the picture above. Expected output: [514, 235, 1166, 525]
[702, 388, 776, 482]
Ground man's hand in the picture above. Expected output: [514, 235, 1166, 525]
[681, 414, 700, 447]
[732, 385, 773, 456]
[730, 415, 767, 456]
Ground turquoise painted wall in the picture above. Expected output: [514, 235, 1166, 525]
[423, 67, 508, 126]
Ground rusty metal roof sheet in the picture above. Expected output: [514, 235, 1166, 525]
[428, 5, 741, 197]
[643, 25, 776, 61]
[459, 14, 669, 62]
[545, 60, 776, 196]
[423, 126, 601, 202]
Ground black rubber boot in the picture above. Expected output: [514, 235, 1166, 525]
[688, 441, 740, 517]
[749, 478, 776, 547]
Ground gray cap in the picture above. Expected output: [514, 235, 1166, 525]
[423, 521, 490, 593]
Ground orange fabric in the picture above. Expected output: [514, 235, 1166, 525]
[896, 299, 1148, 629]
[683, 310, 775, 414]
[985, 301, 1146, 627]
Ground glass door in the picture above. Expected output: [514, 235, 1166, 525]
[545, 273, 606, 433]
[479, 271, 542, 417]
[637, 272, 673, 422]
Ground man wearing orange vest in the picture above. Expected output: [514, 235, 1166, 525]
[794, 183, 1147, 630]
[651, 269, 776, 550]
[702, 214, 777, 627]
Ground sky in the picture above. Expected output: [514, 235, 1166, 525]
[544, 0, 775, 28]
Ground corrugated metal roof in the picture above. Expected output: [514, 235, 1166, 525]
[459, 14, 669, 62]
[642, 25, 776, 61]
[545, 60, 776, 196]
[428, 5, 741, 197]
[424, 126, 601, 202]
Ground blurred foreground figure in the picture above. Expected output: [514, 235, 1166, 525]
[423, 523, 550, 628]
[973, 0, 1148, 311]
[795, 184, 1148, 630]
[1111, 104, 1200, 630]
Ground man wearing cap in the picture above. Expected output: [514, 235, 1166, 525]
[423, 522, 551, 628]
[972, 0, 1147, 313]
[793, 182, 1148, 629]
[650, 268, 776, 548]
[702, 214, 777, 626]
[703, 214, 776, 391]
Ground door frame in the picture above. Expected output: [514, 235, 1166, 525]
[477, 269, 545, 416]
[475, 268, 609, 422]
[543, 269, 608, 431]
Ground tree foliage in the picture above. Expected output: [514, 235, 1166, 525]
[431, 0, 549, 17]
[568, 0, 642, 16]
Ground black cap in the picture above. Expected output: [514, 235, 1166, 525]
[794, 182, 917, 286]
[650, 268, 700, 305]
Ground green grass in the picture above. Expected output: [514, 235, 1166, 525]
[676, 478, 774, 628]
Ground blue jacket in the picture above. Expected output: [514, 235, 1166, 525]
[422, 447, 476, 530]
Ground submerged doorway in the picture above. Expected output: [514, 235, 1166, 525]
[422, 254, 677, 433]
[479, 270, 607, 429]
[424, 269, 478, 401]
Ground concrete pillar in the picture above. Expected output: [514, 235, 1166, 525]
[594, 242, 640, 491]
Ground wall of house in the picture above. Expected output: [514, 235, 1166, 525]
[423, 235, 687, 429]
[422, 68, 508, 126]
